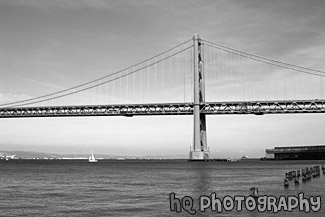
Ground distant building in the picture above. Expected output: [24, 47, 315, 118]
[265, 149, 275, 159]
[265, 145, 325, 160]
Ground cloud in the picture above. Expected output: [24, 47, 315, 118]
[16, 76, 66, 90]
[0, 92, 32, 105]
[1, 0, 112, 10]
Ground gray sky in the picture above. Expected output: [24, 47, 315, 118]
[1, 0, 325, 158]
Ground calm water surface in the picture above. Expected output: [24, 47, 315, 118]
[1, 159, 325, 216]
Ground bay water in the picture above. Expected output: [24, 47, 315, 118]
[1, 159, 324, 216]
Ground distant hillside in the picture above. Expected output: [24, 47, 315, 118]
[0, 150, 187, 159]
[0, 151, 61, 159]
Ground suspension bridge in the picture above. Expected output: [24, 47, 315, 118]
[1, 34, 325, 160]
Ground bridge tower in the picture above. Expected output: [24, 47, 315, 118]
[189, 34, 210, 161]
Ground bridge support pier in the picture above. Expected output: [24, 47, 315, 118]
[189, 34, 210, 161]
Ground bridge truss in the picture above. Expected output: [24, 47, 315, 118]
[1, 100, 324, 118]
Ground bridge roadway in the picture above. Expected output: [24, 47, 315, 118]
[1, 100, 325, 118]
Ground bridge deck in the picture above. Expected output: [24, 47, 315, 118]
[1, 100, 325, 118]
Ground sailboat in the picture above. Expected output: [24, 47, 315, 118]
[89, 150, 98, 163]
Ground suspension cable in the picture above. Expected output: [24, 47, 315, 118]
[1, 39, 192, 107]
[204, 43, 325, 78]
[202, 39, 325, 74]
[8, 45, 194, 107]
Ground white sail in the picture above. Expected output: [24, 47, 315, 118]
[88, 150, 98, 163]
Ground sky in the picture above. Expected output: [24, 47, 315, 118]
[1, 0, 325, 158]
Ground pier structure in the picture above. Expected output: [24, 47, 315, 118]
[265, 145, 325, 160]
